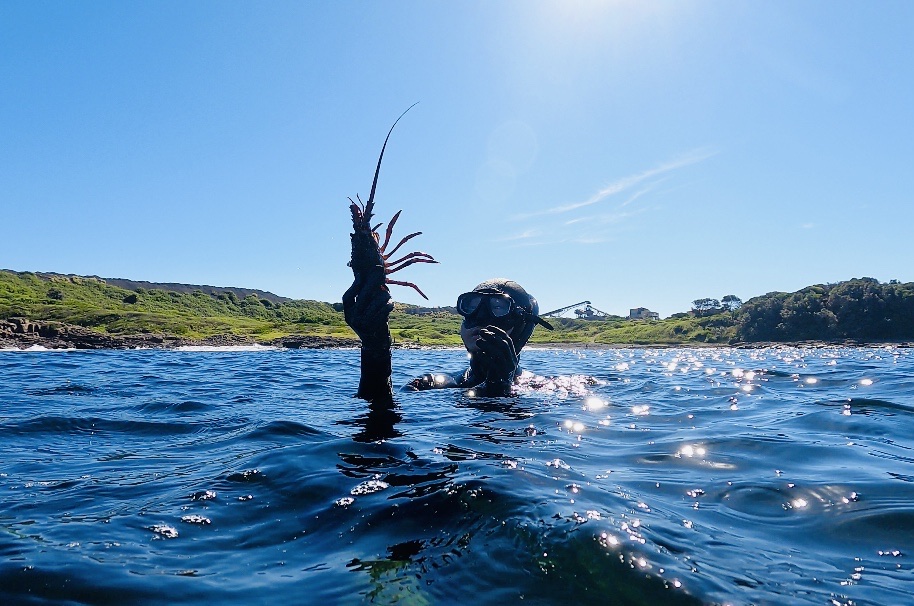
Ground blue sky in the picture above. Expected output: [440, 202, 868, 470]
[2, 1, 912, 317]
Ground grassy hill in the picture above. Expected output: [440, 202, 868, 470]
[0, 270, 346, 342]
[0, 269, 731, 346]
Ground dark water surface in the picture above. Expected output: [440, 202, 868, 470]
[1, 346, 913, 605]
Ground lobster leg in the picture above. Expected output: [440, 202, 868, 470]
[383, 232, 422, 259]
[385, 251, 435, 267]
[386, 258, 438, 275]
[379, 211, 402, 253]
[386, 279, 430, 300]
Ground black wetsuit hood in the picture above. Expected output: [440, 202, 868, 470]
[468, 278, 543, 351]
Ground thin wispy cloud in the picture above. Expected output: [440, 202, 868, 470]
[572, 235, 611, 245]
[504, 236, 572, 249]
[617, 181, 664, 209]
[565, 208, 642, 227]
[505, 232, 619, 248]
[497, 147, 717, 249]
[496, 228, 542, 242]
[511, 147, 717, 221]
[564, 189, 655, 227]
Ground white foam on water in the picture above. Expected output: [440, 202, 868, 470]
[174, 344, 280, 352]
[2, 345, 282, 352]
[0, 345, 77, 352]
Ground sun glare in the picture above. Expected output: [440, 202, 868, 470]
[530, 0, 682, 43]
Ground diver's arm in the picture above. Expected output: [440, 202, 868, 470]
[402, 372, 460, 391]
[402, 367, 517, 395]
[399, 329, 520, 396]
[358, 339, 393, 400]
[343, 270, 394, 401]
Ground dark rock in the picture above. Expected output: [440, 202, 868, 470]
[269, 335, 360, 349]
[8, 317, 40, 334]
[0, 321, 361, 350]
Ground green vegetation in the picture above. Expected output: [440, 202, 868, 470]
[0, 269, 723, 346]
[524, 314, 736, 346]
[3, 270, 911, 346]
[735, 277, 914, 342]
[0, 270, 349, 341]
[680, 278, 914, 343]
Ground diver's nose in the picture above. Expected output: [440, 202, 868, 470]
[464, 306, 493, 328]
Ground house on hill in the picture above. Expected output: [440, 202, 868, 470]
[629, 307, 660, 320]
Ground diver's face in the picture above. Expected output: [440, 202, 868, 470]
[457, 291, 523, 353]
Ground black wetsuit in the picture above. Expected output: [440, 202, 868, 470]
[403, 364, 521, 394]
[345, 278, 546, 400]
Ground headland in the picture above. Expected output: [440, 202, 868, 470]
[2, 269, 913, 350]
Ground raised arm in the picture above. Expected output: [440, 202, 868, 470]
[343, 258, 394, 401]
[344, 105, 435, 400]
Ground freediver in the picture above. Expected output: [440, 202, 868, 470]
[343, 275, 553, 400]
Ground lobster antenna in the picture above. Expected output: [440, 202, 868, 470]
[365, 102, 419, 213]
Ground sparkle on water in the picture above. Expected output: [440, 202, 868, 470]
[0, 345, 912, 605]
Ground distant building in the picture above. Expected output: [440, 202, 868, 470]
[629, 307, 660, 320]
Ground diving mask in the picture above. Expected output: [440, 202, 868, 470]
[456, 291, 554, 330]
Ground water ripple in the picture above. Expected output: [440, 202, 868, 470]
[1, 346, 913, 605]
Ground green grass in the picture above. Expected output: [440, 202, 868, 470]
[1, 270, 731, 345]
[0, 270, 347, 340]
[525, 315, 735, 346]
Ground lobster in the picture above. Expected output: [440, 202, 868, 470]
[348, 103, 437, 299]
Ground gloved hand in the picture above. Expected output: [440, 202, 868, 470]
[474, 325, 518, 393]
[343, 267, 393, 348]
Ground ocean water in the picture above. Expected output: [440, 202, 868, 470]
[1, 346, 913, 605]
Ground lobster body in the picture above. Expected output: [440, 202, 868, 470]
[348, 226, 385, 276]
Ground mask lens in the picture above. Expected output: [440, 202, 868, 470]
[457, 293, 482, 316]
[488, 296, 512, 317]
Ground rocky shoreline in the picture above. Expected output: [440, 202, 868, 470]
[0, 318, 360, 350]
[2, 318, 910, 351]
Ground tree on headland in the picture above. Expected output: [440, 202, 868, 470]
[692, 296, 742, 317]
[721, 295, 742, 311]
[691, 298, 721, 317]
[734, 278, 914, 342]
